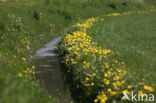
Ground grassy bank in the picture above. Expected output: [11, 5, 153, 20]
[89, 12, 156, 85]
[0, 0, 156, 103]
[59, 10, 156, 103]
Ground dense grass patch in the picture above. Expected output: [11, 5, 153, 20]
[59, 11, 156, 103]
[89, 12, 156, 85]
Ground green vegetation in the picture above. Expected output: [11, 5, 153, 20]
[59, 9, 156, 103]
[0, 0, 156, 103]
[89, 13, 156, 85]
[88, 12, 156, 102]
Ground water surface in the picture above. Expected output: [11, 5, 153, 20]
[33, 37, 73, 103]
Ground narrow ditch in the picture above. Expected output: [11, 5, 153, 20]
[32, 37, 73, 103]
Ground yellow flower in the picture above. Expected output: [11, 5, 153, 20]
[123, 90, 130, 95]
[32, 71, 36, 75]
[139, 91, 143, 96]
[67, 70, 70, 72]
[21, 57, 26, 61]
[104, 73, 108, 77]
[107, 88, 112, 92]
[138, 82, 144, 85]
[71, 59, 74, 62]
[29, 70, 32, 73]
[32, 65, 35, 69]
[128, 85, 132, 89]
[72, 61, 77, 64]
[94, 99, 98, 103]
[25, 74, 28, 78]
[92, 73, 96, 76]
[107, 13, 121, 16]
[83, 61, 87, 64]
[104, 63, 109, 68]
[144, 86, 155, 92]
[23, 70, 27, 73]
[48, 95, 52, 98]
[74, 51, 78, 55]
[18, 73, 22, 77]
[105, 80, 109, 85]
[84, 83, 90, 86]
[26, 68, 30, 71]
[101, 98, 107, 103]
[101, 84, 104, 87]
[110, 91, 117, 96]
[101, 65, 105, 69]
[114, 76, 120, 80]
[101, 18, 104, 22]
[85, 77, 89, 81]
[91, 83, 95, 86]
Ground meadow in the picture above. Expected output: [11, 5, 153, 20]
[59, 10, 156, 103]
[0, 0, 156, 103]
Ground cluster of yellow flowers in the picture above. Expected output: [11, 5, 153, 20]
[106, 9, 156, 16]
[94, 91, 107, 103]
[14, 36, 34, 80]
[18, 65, 36, 81]
[59, 10, 156, 103]
[15, 37, 31, 54]
[60, 17, 128, 102]
[144, 85, 155, 92]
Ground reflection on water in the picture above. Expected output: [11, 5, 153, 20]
[33, 37, 73, 103]
[35, 37, 61, 57]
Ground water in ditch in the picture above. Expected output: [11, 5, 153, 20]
[33, 37, 73, 103]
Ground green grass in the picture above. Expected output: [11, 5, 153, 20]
[59, 11, 156, 103]
[0, 0, 156, 103]
[89, 12, 156, 85]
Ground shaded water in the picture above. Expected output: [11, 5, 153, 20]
[33, 37, 73, 103]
